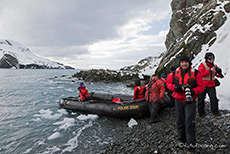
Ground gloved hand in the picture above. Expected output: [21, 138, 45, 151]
[220, 73, 224, 78]
[175, 85, 182, 93]
[191, 90, 195, 97]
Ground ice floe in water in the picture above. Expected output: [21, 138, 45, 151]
[53, 117, 75, 131]
[77, 114, 99, 121]
[47, 132, 62, 140]
[57, 108, 68, 115]
[33, 109, 62, 120]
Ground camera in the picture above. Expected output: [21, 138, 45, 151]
[182, 84, 193, 104]
[215, 66, 224, 78]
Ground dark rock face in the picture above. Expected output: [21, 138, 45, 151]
[0, 54, 19, 68]
[224, 2, 230, 12]
[64, 65, 75, 69]
[19, 64, 51, 69]
[156, 0, 230, 75]
[171, 0, 203, 12]
[18, 63, 74, 69]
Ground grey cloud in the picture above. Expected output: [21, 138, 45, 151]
[33, 45, 89, 58]
[0, 0, 171, 68]
[2, 0, 170, 46]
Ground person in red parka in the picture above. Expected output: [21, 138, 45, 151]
[133, 80, 146, 100]
[145, 74, 165, 123]
[78, 82, 91, 101]
[198, 52, 224, 117]
[167, 55, 204, 153]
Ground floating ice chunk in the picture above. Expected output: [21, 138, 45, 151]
[53, 118, 75, 130]
[128, 118, 138, 127]
[34, 109, 62, 120]
[24, 148, 32, 154]
[77, 114, 98, 121]
[57, 108, 68, 115]
[32, 118, 42, 122]
[47, 132, 61, 140]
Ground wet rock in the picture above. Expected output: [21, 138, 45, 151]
[224, 2, 230, 13]
[98, 102, 230, 154]
[72, 69, 139, 83]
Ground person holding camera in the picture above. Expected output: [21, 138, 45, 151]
[167, 55, 204, 153]
[198, 52, 224, 118]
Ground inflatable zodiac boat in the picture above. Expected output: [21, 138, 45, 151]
[58, 92, 172, 118]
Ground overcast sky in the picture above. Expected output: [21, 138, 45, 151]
[0, 0, 172, 69]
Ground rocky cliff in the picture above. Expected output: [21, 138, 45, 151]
[156, 0, 230, 75]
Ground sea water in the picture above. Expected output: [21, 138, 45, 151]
[0, 69, 133, 154]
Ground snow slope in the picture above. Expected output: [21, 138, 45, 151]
[138, 55, 162, 77]
[193, 13, 230, 110]
[0, 39, 65, 69]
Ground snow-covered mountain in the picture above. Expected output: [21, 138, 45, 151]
[0, 39, 73, 69]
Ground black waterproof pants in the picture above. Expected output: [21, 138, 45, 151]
[149, 102, 160, 121]
[175, 99, 196, 147]
[198, 86, 219, 115]
[82, 96, 94, 101]
[168, 90, 175, 107]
